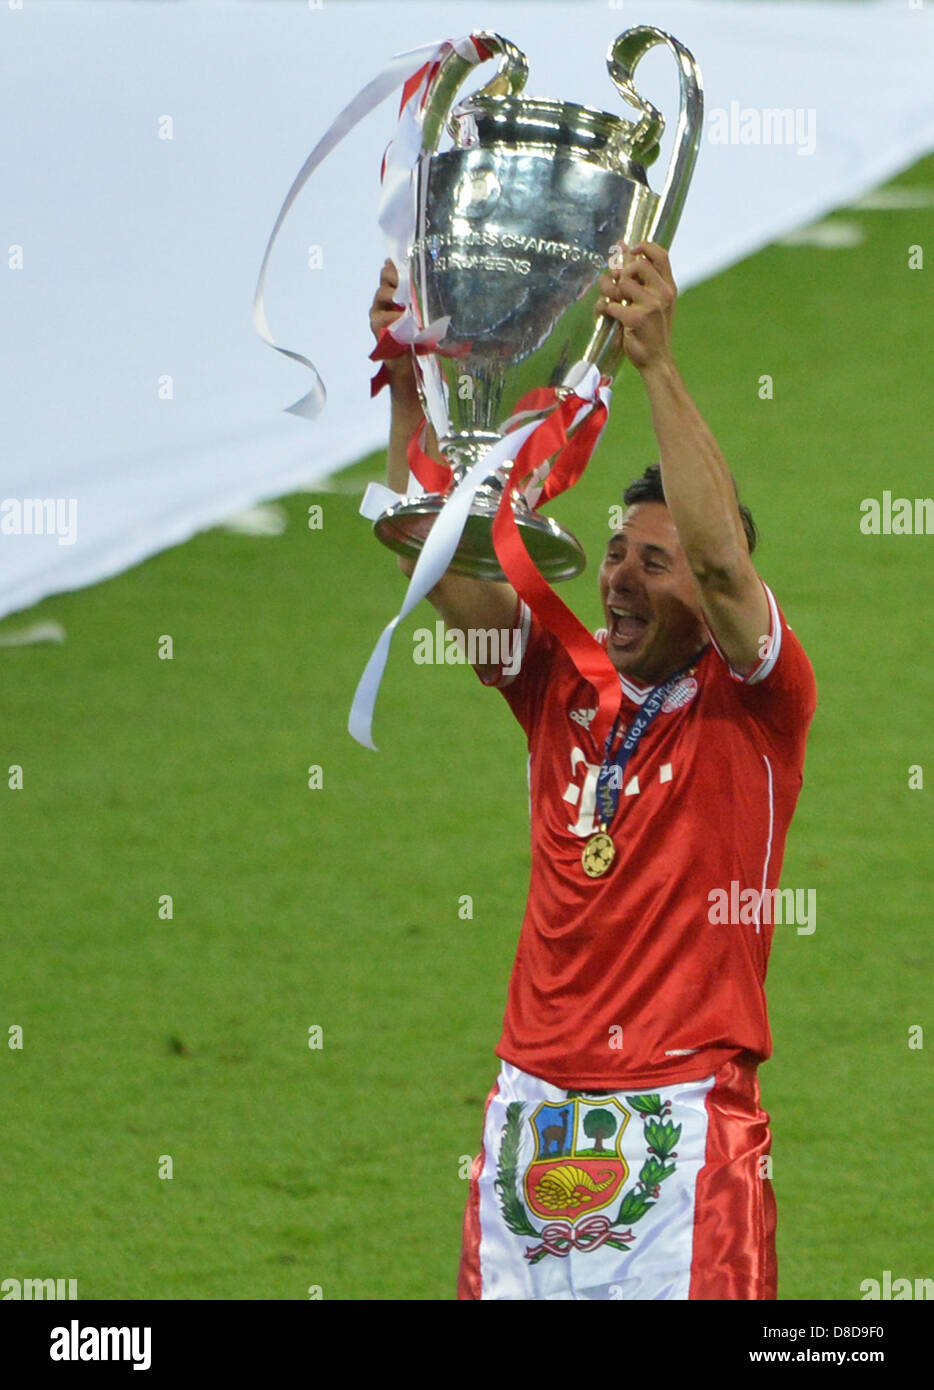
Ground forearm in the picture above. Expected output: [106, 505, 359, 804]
[641, 356, 748, 582]
[387, 378, 443, 494]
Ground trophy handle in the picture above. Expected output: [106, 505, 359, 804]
[581, 28, 703, 379]
[417, 32, 529, 155]
[607, 26, 704, 248]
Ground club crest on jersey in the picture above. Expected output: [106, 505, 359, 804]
[661, 675, 698, 713]
[495, 1094, 682, 1263]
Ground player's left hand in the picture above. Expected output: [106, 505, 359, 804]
[595, 241, 677, 373]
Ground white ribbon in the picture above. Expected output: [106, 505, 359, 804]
[381, 312, 453, 352]
[371, 38, 485, 437]
[252, 37, 483, 418]
[359, 481, 405, 521]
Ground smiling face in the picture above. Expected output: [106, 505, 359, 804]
[599, 502, 710, 683]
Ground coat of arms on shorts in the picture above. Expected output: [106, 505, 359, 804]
[524, 1099, 629, 1222]
[495, 1094, 681, 1264]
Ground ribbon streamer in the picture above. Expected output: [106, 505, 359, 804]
[407, 419, 453, 494]
[252, 36, 485, 418]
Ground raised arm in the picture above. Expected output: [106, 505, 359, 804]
[597, 243, 770, 675]
[370, 260, 519, 676]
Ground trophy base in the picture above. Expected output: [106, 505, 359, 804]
[374, 490, 586, 582]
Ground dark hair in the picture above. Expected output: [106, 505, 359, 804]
[622, 462, 758, 555]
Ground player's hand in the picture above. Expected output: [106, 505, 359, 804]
[370, 259, 416, 391]
[595, 241, 677, 373]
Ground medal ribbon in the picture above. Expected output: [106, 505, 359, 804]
[594, 653, 704, 829]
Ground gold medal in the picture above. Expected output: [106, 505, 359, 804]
[582, 831, 615, 878]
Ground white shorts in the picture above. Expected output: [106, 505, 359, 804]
[458, 1054, 776, 1300]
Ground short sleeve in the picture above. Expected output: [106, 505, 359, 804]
[473, 599, 563, 739]
[709, 584, 817, 743]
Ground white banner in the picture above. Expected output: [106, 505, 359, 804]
[1, 1, 932, 620]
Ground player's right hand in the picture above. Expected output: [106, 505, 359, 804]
[369, 259, 415, 390]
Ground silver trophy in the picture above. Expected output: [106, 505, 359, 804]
[374, 27, 703, 581]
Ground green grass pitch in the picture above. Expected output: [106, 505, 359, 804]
[2, 155, 932, 1301]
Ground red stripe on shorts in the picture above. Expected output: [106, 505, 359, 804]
[689, 1052, 777, 1300]
[457, 1080, 500, 1301]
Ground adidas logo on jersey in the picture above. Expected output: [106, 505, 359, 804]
[569, 707, 597, 729]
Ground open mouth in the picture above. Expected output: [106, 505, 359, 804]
[607, 605, 649, 649]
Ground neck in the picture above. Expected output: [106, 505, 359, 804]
[620, 643, 708, 688]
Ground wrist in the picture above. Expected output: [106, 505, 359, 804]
[638, 352, 679, 393]
[388, 365, 421, 404]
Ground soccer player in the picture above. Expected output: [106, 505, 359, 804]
[370, 243, 817, 1300]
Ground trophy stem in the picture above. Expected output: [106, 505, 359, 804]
[438, 432, 507, 493]
[373, 431, 586, 582]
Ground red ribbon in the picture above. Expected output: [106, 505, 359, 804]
[492, 390, 621, 749]
[541, 402, 608, 504]
[399, 61, 431, 115]
[369, 323, 417, 362]
[407, 417, 453, 493]
[505, 384, 608, 503]
[399, 37, 493, 118]
[369, 362, 393, 398]
[369, 324, 438, 397]
[507, 386, 562, 421]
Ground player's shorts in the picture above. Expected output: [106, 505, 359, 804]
[458, 1051, 776, 1300]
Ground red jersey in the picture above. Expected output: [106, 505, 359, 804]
[478, 584, 817, 1089]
